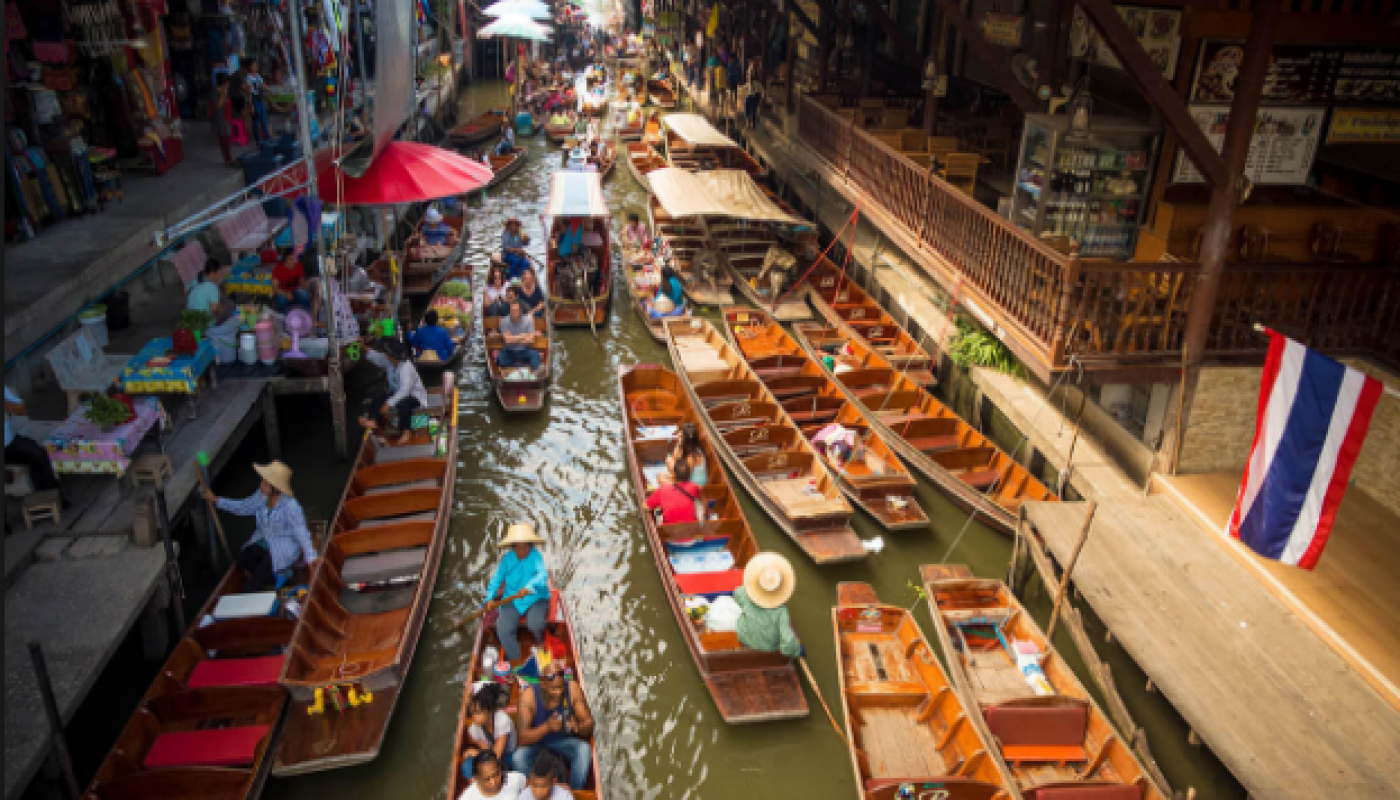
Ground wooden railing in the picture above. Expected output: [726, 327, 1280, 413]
[796, 96, 1400, 375]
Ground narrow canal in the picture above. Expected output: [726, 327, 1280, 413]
[267, 82, 1244, 800]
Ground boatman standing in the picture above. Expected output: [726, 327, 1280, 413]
[204, 460, 317, 590]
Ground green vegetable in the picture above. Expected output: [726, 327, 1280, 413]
[438, 281, 471, 299]
[946, 316, 1024, 378]
[84, 395, 132, 427]
[176, 309, 213, 333]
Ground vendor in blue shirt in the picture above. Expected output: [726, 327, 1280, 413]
[421, 207, 456, 247]
[501, 218, 531, 279]
[484, 522, 552, 663]
[409, 309, 455, 363]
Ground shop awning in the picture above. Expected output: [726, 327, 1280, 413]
[543, 171, 610, 217]
[311, 141, 494, 205]
[662, 113, 738, 148]
[648, 168, 805, 225]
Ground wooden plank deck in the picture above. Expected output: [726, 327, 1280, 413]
[1024, 498, 1400, 799]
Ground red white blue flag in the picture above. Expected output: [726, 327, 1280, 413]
[1227, 330, 1382, 569]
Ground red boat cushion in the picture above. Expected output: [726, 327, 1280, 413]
[1030, 786, 1142, 800]
[985, 702, 1088, 747]
[186, 656, 286, 689]
[674, 569, 744, 599]
[143, 725, 270, 768]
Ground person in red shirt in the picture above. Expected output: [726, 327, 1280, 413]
[645, 461, 702, 524]
[272, 250, 312, 313]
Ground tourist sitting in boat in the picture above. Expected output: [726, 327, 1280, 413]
[483, 263, 510, 317]
[646, 264, 687, 319]
[646, 460, 702, 524]
[526, 750, 574, 799]
[735, 553, 803, 657]
[517, 268, 547, 318]
[486, 522, 551, 663]
[360, 339, 429, 445]
[495, 121, 517, 156]
[272, 249, 313, 313]
[411, 309, 455, 363]
[622, 213, 650, 250]
[513, 661, 595, 790]
[204, 460, 316, 590]
[496, 299, 542, 374]
[422, 207, 457, 247]
[666, 423, 709, 486]
[460, 685, 518, 783]
[458, 751, 525, 800]
[502, 218, 532, 280]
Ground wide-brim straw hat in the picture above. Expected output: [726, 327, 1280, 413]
[498, 521, 546, 548]
[744, 552, 795, 609]
[253, 461, 295, 497]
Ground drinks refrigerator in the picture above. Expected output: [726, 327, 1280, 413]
[1010, 114, 1160, 260]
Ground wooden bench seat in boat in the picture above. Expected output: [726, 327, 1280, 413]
[339, 487, 441, 530]
[723, 425, 799, 456]
[864, 777, 1004, 799]
[84, 769, 251, 800]
[372, 443, 438, 463]
[764, 478, 848, 518]
[985, 699, 1089, 766]
[694, 379, 761, 405]
[1023, 783, 1145, 800]
[352, 458, 448, 496]
[143, 726, 271, 768]
[744, 449, 812, 478]
[187, 655, 286, 689]
[341, 546, 428, 585]
[707, 400, 778, 428]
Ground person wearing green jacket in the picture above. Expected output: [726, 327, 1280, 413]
[734, 553, 803, 657]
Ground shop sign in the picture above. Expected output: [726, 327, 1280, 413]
[1173, 106, 1325, 186]
[1069, 6, 1181, 80]
[982, 13, 1024, 48]
[1327, 109, 1400, 144]
[1191, 42, 1400, 107]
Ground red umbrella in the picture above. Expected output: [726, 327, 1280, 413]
[311, 140, 494, 205]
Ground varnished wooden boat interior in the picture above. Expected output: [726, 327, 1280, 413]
[662, 317, 868, 564]
[546, 212, 613, 327]
[448, 108, 507, 147]
[647, 78, 676, 108]
[414, 265, 472, 373]
[484, 313, 552, 412]
[619, 364, 810, 722]
[647, 194, 733, 306]
[834, 582, 1017, 800]
[624, 141, 667, 189]
[620, 245, 693, 342]
[403, 212, 466, 298]
[274, 378, 460, 775]
[806, 258, 938, 388]
[721, 307, 929, 532]
[663, 128, 765, 177]
[921, 566, 1168, 800]
[448, 575, 603, 800]
[791, 322, 1056, 534]
[473, 150, 527, 194]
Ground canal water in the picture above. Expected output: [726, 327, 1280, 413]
[265, 82, 1244, 800]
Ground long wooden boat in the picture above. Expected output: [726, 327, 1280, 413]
[448, 108, 507, 147]
[647, 78, 676, 108]
[662, 113, 764, 177]
[620, 244, 693, 342]
[618, 364, 810, 722]
[922, 565, 1169, 800]
[703, 216, 813, 321]
[447, 573, 604, 800]
[647, 193, 733, 306]
[544, 171, 613, 328]
[545, 115, 577, 144]
[790, 322, 1056, 534]
[624, 141, 667, 190]
[661, 317, 868, 564]
[806, 257, 938, 388]
[484, 310, 552, 413]
[613, 106, 651, 141]
[833, 582, 1019, 800]
[403, 210, 468, 299]
[720, 307, 928, 532]
[413, 264, 472, 373]
[470, 150, 527, 195]
[273, 375, 459, 775]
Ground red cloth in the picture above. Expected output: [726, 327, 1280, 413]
[645, 482, 701, 524]
[143, 726, 270, 768]
[272, 261, 304, 293]
[187, 655, 286, 688]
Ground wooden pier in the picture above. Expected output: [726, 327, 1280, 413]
[1021, 499, 1400, 799]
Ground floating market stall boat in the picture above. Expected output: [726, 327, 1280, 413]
[543, 171, 613, 329]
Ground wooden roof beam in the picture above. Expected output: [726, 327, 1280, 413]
[930, 0, 1039, 112]
[1076, 0, 1228, 189]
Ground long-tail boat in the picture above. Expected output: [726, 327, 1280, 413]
[543, 172, 613, 328]
[661, 113, 764, 177]
[619, 243, 693, 342]
[412, 264, 472, 374]
[805, 257, 938, 388]
[720, 307, 928, 532]
[646, 77, 676, 108]
[273, 375, 460, 775]
[618, 364, 810, 722]
[833, 582, 1019, 800]
[447, 574, 604, 800]
[790, 322, 1056, 535]
[403, 210, 468, 299]
[646, 176, 738, 306]
[922, 564, 1169, 800]
[469, 150, 527, 195]
[662, 317, 868, 564]
[484, 310, 553, 413]
[704, 216, 813, 322]
[624, 141, 667, 190]
[448, 108, 508, 147]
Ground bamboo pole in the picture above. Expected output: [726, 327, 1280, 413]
[1046, 500, 1097, 641]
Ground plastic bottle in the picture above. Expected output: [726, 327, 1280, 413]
[1017, 652, 1055, 695]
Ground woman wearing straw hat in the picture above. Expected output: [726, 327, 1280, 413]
[484, 522, 552, 664]
[204, 460, 317, 591]
[734, 553, 803, 657]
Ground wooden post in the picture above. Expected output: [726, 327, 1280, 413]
[1046, 500, 1097, 641]
[1049, 242, 1082, 369]
[1008, 504, 1026, 591]
[1170, 344, 1188, 475]
[29, 642, 82, 800]
[262, 384, 281, 459]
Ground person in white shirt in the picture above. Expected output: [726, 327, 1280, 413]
[458, 751, 526, 800]
[459, 686, 517, 782]
[525, 750, 575, 799]
[360, 339, 429, 445]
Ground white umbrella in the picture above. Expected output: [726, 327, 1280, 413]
[482, 0, 552, 20]
[478, 13, 553, 40]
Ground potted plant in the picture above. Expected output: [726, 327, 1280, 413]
[173, 309, 212, 354]
[84, 395, 133, 432]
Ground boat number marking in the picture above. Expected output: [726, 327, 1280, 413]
[819, 277, 836, 288]
[732, 402, 751, 419]
[869, 326, 883, 338]
[767, 453, 789, 469]
[836, 292, 850, 302]
[849, 308, 865, 319]
[748, 428, 770, 443]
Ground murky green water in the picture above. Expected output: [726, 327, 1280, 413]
[265, 82, 1244, 800]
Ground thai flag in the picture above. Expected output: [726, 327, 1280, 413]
[1227, 330, 1383, 569]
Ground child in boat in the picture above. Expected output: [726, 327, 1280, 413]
[460, 685, 517, 784]
[525, 750, 574, 799]
[458, 751, 525, 800]
[665, 423, 709, 486]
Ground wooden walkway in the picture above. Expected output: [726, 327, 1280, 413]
[1024, 499, 1400, 799]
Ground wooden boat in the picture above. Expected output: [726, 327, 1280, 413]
[618, 364, 810, 722]
[448, 108, 508, 147]
[661, 317, 868, 564]
[647, 193, 733, 306]
[922, 564, 1169, 800]
[647, 78, 677, 108]
[403, 210, 468, 299]
[613, 106, 650, 141]
[484, 310, 553, 413]
[470, 149, 527, 195]
[624, 141, 667, 190]
[806, 257, 938, 388]
[720, 307, 929, 532]
[544, 171, 613, 328]
[545, 114, 577, 144]
[641, 112, 664, 148]
[662, 113, 764, 177]
[581, 90, 609, 116]
[833, 582, 1018, 800]
[274, 375, 460, 775]
[447, 574, 603, 800]
[703, 216, 813, 322]
[790, 322, 1056, 534]
[413, 264, 472, 373]
[620, 244, 693, 342]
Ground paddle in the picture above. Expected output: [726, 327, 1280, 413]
[450, 588, 529, 632]
[193, 452, 234, 565]
[798, 655, 850, 745]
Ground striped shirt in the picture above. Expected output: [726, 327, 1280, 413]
[218, 493, 317, 573]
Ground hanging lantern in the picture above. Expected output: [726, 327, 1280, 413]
[1066, 75, 1092, 143]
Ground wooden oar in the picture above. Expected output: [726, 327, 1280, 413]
[450, 588, 529, 632]
[193, 454, 234, 565]
[798, 655, 849, 745]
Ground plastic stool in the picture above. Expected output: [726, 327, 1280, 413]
[229, 117, 250, 146]
[22, 490, 62, 529]
[130, 454, 173, 491]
